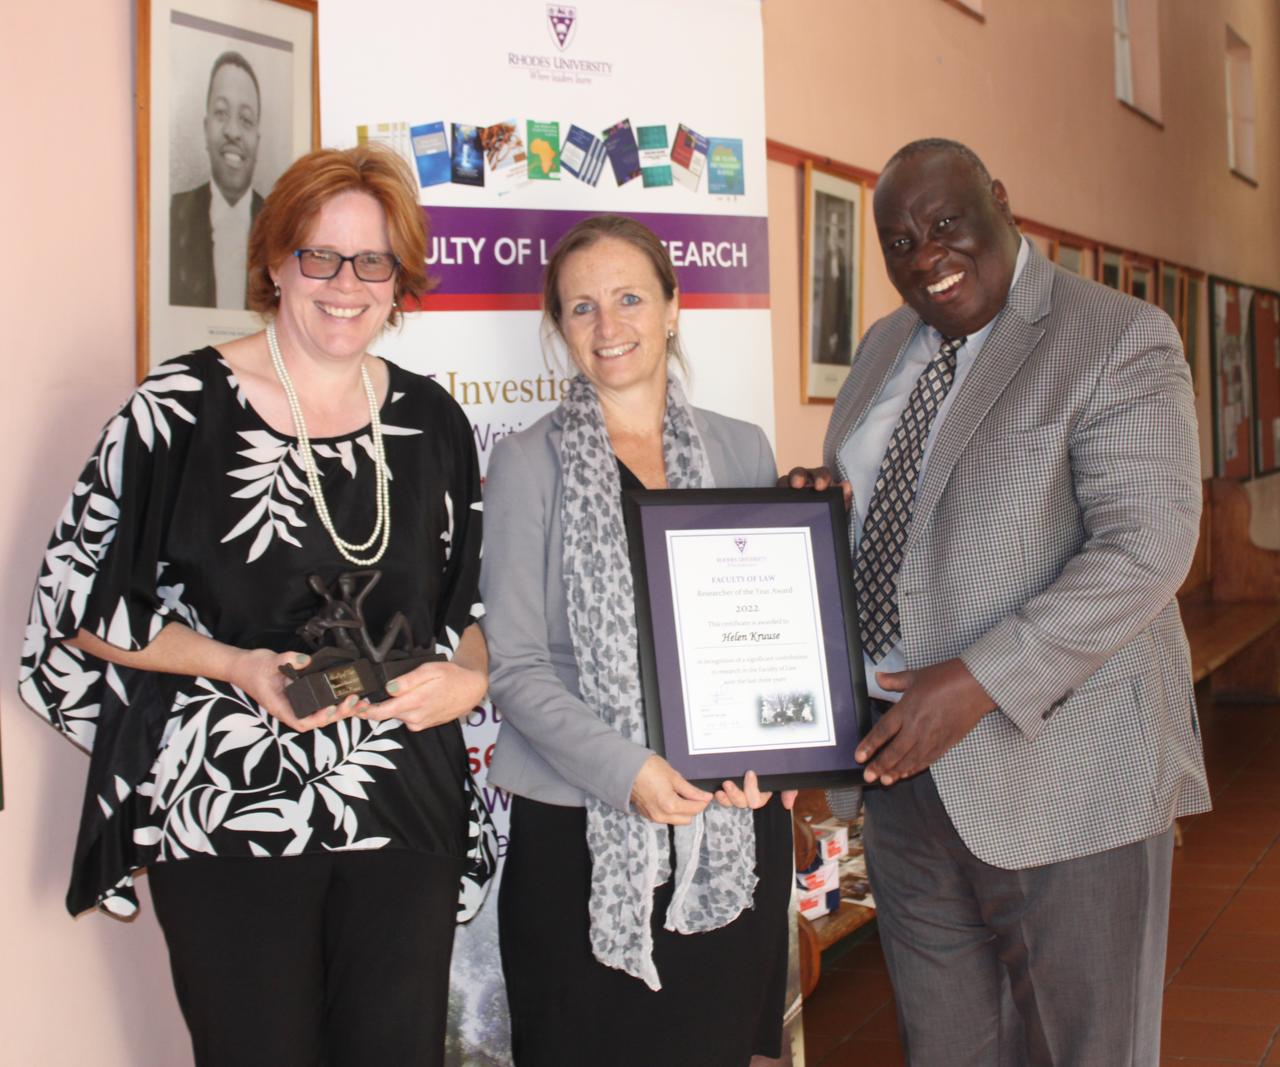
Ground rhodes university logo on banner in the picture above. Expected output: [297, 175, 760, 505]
[547, 5, 577, 50]
[509, 2, 612, 83]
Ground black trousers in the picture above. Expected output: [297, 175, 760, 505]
[148, 849, 463, 1067]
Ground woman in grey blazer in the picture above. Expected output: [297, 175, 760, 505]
[481, 215, 794, 1067]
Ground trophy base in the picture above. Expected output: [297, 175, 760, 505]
[281, 652, 444, 718]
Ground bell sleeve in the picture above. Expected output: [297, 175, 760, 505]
[18, 356, 207, 915]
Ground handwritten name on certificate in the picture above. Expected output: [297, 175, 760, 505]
[665, 527, 836, 756]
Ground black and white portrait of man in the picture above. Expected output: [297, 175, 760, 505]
[813, 192, 856, 366]
[168, 16, 294, 310]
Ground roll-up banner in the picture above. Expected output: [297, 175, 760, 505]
[320, 2, 777, 1060]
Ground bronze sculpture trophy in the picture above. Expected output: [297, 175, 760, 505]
[279, 570, 443, 717]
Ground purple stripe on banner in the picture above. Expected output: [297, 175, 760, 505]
[421, 206, 769, 296]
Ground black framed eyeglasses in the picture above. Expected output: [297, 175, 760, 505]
[294, 248, 400, 283]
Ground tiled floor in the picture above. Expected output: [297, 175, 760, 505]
[801, 699, 1280, 1066]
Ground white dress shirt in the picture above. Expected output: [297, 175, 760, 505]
[209, 185, 254, 310]
[840, 237, 1030, 701]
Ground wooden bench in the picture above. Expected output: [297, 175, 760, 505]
[1177, 479, 1280, 701]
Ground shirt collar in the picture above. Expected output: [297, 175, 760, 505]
[209, 183, 253, 228]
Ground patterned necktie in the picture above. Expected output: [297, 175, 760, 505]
[854, 336, 964, 660]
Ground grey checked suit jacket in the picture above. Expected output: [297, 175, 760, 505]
[828, 243, 1211, 869]
[481, 402, 776, 812]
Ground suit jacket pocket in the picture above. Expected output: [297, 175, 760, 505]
[1047, 641, 1161, 805]
[951, 425, 1078, 589]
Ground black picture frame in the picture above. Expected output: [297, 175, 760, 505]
[622, 486, 869, 791]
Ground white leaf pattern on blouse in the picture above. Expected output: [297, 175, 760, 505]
[222, 417, 421, 563]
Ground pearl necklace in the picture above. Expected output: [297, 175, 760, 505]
[266, 321, 390, 565]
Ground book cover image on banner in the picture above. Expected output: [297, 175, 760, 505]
[482, 120, 531, 196]
[561, 123, 606, 185]
[708, 136, 746, 195]
[672, 123, 709, 191]
[638, 123, 673, 188]
[603, 117, 641, 185]
[450, 123, 484, 186]
[527, 120, 560, 180]
[357, 121, 415, 174]
[320, 2, 777, 1061]
[411, 121, 451, 187]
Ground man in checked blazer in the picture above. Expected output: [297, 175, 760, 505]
[791, 139, 1210, 1065]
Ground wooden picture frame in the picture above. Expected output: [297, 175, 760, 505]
[1185, 271, 1204, 391]
[1250, 289, 1280, 476]
[801, 162, 864, 403]
[1100, 248, 1124, 290]
[137, 0, 319, 379]
[1158, 262, 1181, 324]
[1158, 261, 1205, 389]
[1127, 259, 1155, 304]
[1051, 240, 1085, 277]
[1209, 276, 1255, 480]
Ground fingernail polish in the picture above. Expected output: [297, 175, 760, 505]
[385, 680, 400, 695]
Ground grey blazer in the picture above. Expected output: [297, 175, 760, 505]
[827, 242, 1211, 869]
[481, 402, 777, 811]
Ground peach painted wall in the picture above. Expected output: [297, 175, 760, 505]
[3, 3, 1280, 1063]
[0, 3, 192, 1063]
[763, 0, 1280, 494]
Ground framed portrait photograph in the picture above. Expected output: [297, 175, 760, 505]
[801, 162, 864, 403]
[1186, 272, 1204, 391]
[1158, 262, 1203, 389]
[1100, 248, 1124, 290]
[1128, 262, 1153, 304]
[1209, 276, 1255, 480]
[137, 0, 318, 378]
[623, 487, 870, 791]
[1250, 288, 1280, 477]
[1051, 241, 1087, 277]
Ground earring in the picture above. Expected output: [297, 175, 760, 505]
[273, 284, 281, 299]
[666, 329, 675, 340]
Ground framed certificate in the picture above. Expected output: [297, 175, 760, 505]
[623, 487, 870, 790]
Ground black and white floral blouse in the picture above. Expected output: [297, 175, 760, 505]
[19, 349, 495, 919]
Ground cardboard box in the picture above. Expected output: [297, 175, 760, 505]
[796, 884, 841, 919]
[796, 857, 839, 893]
[813, 819, 849, 862]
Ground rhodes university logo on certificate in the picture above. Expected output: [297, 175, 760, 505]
[547, 4, 577, 50]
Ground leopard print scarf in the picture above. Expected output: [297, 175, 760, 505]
[559, 373, 758, 991]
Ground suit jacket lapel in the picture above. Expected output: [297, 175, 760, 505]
[910, 244, 1054, 532]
